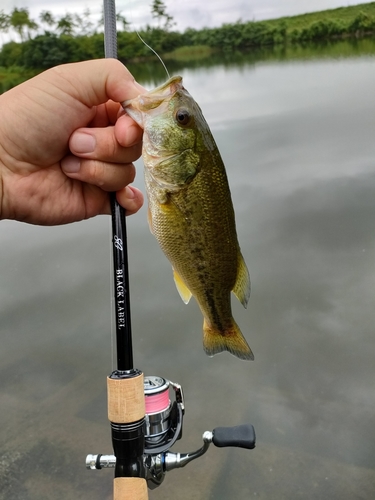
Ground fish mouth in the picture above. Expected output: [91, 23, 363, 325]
[144, 75, 183, 97]
[122, 75, 184, 126]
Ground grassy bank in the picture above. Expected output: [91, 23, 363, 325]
[183, 2, 375, 51]
[267, 2, 375, 30]
[163, 45, 214, 61]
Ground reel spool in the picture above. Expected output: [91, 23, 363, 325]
[143, 376, 184, 454]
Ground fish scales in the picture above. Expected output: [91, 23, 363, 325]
[150, 157, 237, 326]
[124, 76, 253, 361]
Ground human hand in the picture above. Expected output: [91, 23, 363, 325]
[0, 58, 145, 225]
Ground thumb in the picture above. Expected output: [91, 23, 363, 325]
[49, 58, 146, 107]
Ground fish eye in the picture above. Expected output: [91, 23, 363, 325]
[175, 108, 191, 126]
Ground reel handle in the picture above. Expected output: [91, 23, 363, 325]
[212, 424, 256, 450]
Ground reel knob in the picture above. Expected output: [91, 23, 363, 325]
[212, 424, 256, 450]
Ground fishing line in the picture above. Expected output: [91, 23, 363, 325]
[125, 2, 170, 79]
[136, 31, 170, 79]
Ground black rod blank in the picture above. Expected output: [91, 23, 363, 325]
[104, 0, 134, 371]
[110, 197, 134, 370]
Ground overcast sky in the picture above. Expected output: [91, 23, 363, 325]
[1, 0, 374, 32]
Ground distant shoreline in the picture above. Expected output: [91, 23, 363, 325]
[1, 2, 375, 92]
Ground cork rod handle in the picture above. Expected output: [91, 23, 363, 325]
[107, 374, 145, 423]
[108, 373, 148, 500]
[114, 477, 148, 500]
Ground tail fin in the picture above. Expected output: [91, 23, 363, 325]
[203, 318, 254, 361]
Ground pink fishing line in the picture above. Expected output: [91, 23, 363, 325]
[145, 390, 170, 414]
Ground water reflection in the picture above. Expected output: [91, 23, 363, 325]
[1, 40, 375, 499]
[127, 37, 375, 87]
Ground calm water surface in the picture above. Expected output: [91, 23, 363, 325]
[1, 41, 375, 499]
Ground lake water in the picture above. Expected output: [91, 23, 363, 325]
[1, 39, 375, 499]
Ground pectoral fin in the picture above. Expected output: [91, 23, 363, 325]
[153, 150, 200, 188]
[173, 269, 192, 304]
[232, 252, 251, 308]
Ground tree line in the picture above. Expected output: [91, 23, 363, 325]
[1, 3, 375, 70]
[0, 2, 174, 42]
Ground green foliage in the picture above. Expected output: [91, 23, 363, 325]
[22, 33, 75, 68]
[39, 10, 55, 27]
[349, 11, 375, 32]
[266, 2, 375, 30]
[289, 19, 344, 42]
[9, 7, 38, 42]
[287, 13, 375, 43]
[0, 41, 22, 67]
[19, 32, 104, 69]
[0, 65, 36, 93]
[0, 10, 11, 35]
[163, 45, 213, 61]
[151, 0, 174, 30]
[75, 33, 104, 60]
[182, 21, 287, 50]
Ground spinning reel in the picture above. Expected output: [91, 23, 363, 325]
[86, 375, 256, 489]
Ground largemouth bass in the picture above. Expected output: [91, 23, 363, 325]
[123, 76, 253, 360]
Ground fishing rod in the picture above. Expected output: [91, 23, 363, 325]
[85, 2, 256, 498]
[102, 1, 147, 498]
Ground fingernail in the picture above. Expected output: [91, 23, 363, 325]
[61, 155, 81, 173]
[70, 132, 96, 154]
[125, 186, 135, 199]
